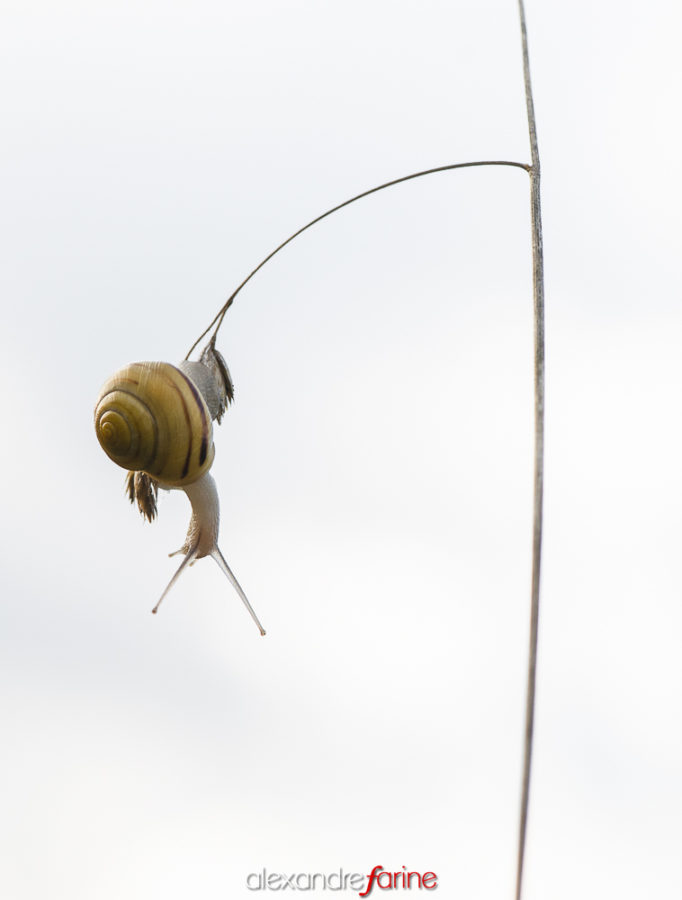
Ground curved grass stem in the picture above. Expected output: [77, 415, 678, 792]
[184, 159, 530, 360]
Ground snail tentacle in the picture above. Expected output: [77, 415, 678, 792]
[152, 548, 198, 615]
[210, 545, 266, 636]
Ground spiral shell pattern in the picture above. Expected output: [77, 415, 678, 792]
[94, 362, 215, 487]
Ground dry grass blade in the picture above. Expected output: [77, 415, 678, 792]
[515, 1, 545, 899]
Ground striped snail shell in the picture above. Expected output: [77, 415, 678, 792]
[94, 361, 215, 488]
[94, 342, 265, 635]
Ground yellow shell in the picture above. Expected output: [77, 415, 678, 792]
[94, 361, 215, 487]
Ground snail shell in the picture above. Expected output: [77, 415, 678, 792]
[94, 361, 215, 487]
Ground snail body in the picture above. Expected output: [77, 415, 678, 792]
[94, 346, 265, 635]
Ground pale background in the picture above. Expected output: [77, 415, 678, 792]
[1, 1, 681, 898]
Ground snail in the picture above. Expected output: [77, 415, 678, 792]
[94, 338, 265, 635]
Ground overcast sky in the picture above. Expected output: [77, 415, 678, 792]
[2, 1, 681, 898]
